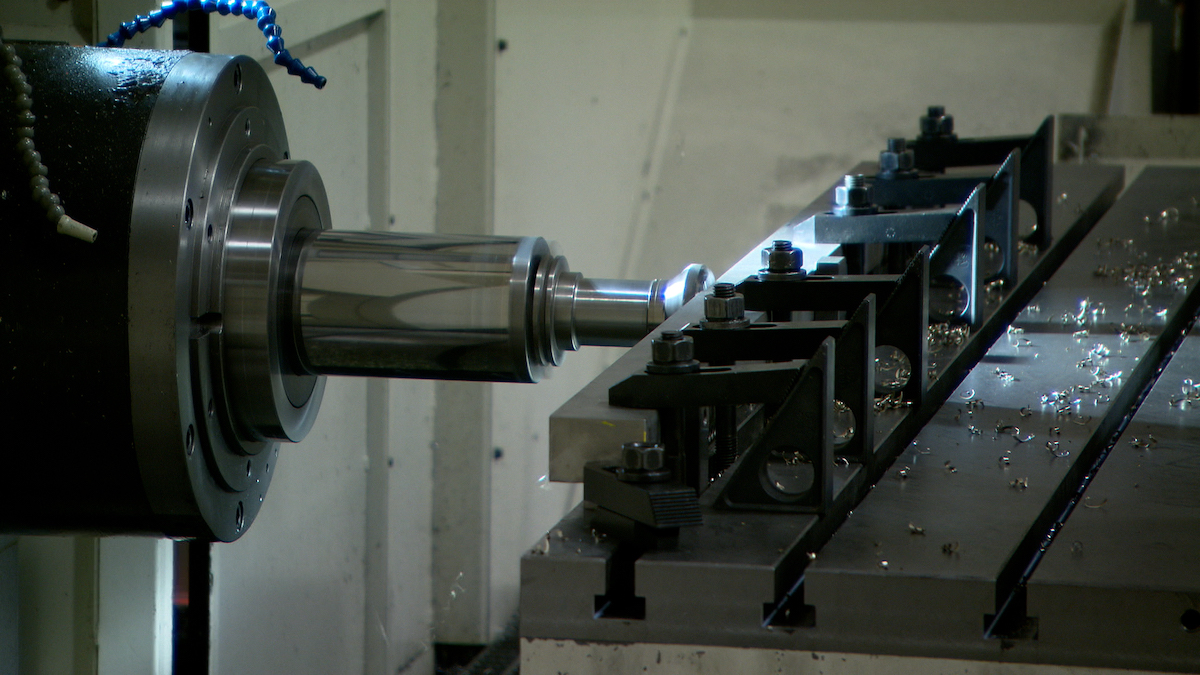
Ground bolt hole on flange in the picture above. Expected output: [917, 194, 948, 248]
[185, 424, 195, 456]
[235, 501, 245, 532]
[1182, 609, 1200, 633]
[184, 198, 193, 229]
[233, 63, 242, 92]
[244, 119, 251, 137]
[206, 222, 214, 242]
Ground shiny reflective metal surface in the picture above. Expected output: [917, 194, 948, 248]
[296, 231, 548, 381]
[223, 159, 328, 443]
[295, 231, 710, 382]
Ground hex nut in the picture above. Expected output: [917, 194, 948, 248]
[879, 139, 915, 175]
[650, 332, 694, 364]
[622, 442, 665, 472]
[765, 246, 802, 274]
[704, 292, 745, 321]
[834, 183, 872, 210]
[919, 107, 955, 138]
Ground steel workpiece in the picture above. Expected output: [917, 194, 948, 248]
[294, 232, 710, 382]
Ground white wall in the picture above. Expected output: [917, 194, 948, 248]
[209, 2, 438, 674]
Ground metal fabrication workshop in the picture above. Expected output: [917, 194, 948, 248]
[2, 2, 1199, 674]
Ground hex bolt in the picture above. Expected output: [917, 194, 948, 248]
[878, 137, 917, 180]
[833, 174, 877, 217]
[616, 441, 671, 483]
[919, 105, 955, 139]
[646, 330, 700, 374]
[702, 282, 750, 330]
[622, 441, 665, 471]
[764, 240, 802, 274]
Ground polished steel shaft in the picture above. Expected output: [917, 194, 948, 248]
[292, 230, 709, 383]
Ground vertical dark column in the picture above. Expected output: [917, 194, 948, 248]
[173, 10, 210, 53]
[1137, 0, 1200, 113]
[172, 540, 211, 675]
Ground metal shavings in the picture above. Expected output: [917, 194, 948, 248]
[960, 389, 976, 400]
[929, 323, 970, 353]
[995, 421, 1016, 434]
[1119, 323, 1151, 343]
[1055, 404, 1073, 417]
[984, 279, 1006, 303]
[874, 391, 911, 411]
[806, 551, 817, 561]
[1041, 390, 1068, 405]
[1083, 496, 1108, 509]
[1010, 477, 1029, 490]
[1072, 329, 1089, 339]
[783, 451, 809, 467]
[1014, 433, 1035, 443]
[1019, 407, 1034, 417]
[1171, 379, 1200, 409]
[1095, 249, 1199, 297]
[1129, 434, 1157, 449]
[533, 536, 550, 555]
[1018, 241, 1038, 255]
[1007, 326, 1025, 336]
[1049, 426, 1061, 435]
[834, 457, 850, 467]
[908, 523, 925, 535]
[1096, 394, 1112, 404]
[1046, 440, 1069, 458]
[1077, 358, 1093, 369]
[1090, 343, 1111, 359]
[964, 398, 985, 412]
[999, 455, 1011, 466]
[1092, 368, 1122, 388]
[895, 466, 911, 480]
[878, 560, 889, 570]
[944, 461, 957, 473]
[591, 528, 606, 545]
[968, 425, 981, 435]
[941, 541, 960, 555]
[993, 368, 1018, 383]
